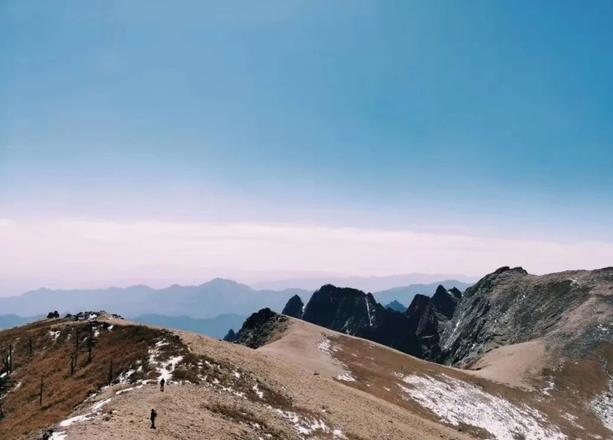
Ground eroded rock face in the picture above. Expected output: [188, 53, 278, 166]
[302, 285, 379, 332]
[431, 285, 460, 320]
[281, 294, 304, 319]
[439, 266, 613, 367]
[231, 308, 288, 349]
[302, 285, 415, 350]
[403, 286, 461, 360]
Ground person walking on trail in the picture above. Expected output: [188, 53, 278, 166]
[160, 377, 165, 392]
[150, 408, 157, 429]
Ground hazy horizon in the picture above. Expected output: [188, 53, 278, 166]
[1, 268, 479, 298]
[2, 1, 612, 296]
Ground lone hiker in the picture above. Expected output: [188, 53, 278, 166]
[150, 408, 157, 429]
[160, 377, 165, 392]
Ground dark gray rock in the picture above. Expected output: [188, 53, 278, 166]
[231, 308, 288, 349]
[282, 294, 304, 319]
[302, 285, 424, 356]
[223, 329, 238, 342]
[439, 266, 613, 367]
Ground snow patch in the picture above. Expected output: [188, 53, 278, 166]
[49, 330, 61, 341]
[562, 412, 584, 430]
[542, 379, 555, 397]
[158, 355, 183, 381]
[148, 339, 183, 382]
[318, 337, 340, 355]
[49, 431, 67, 440]
[115, 387, 134, 395]
[396, 373, 566, 440]
[275, 409, 331, 436]
[117, 369, 135, 384]
[592, 376, 613, 433]
[58, 393, 114, 428]
[59, 414, 94, 427]
[252, 383, 264, 399]
[446, 320, 462, 347]
[332, 429, 347, 439]
[364, 297, 374, 327]
[92, 398, 112, 411]
[336, 372, 356, 382]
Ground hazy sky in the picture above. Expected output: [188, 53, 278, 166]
[1, 1, 612, 295]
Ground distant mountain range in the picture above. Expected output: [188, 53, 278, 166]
[252, 273, 476, 291]
[373, 280, 472, 308]
[0, 278, 471, 321]
[0, 279, 306, 319]
[0, 314, 39, 330]
[0, 312, 245, 340]
[385, 300, 407, 312]
[131, 313, 246, 339]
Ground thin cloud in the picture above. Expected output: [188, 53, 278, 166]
[1, 218, 612, 295]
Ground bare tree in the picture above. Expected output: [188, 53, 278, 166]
[39, 376, 44, 406]
[70, 353, 76, 376]
[107, 359, 113, 385]
[87, 322, 96, 363]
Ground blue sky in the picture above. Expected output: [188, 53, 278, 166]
[1, 1, 612, 293]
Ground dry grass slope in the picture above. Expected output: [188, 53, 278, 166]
[0, 316, 181, 439]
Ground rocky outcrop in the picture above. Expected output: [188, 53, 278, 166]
[281, 294, 304, 319]
[279, 283, 467, 360]
[403, 286, 461, 360]
[301, 285, 443, 358]
[223, 329, 238, 342]
[430, 285, 460, 320]
[231, 308, 288, 349]
[439, 266, 613, 367]
[302, 285, 381, 333]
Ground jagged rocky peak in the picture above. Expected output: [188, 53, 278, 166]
[222, 328, 238, 342]
[281, 294, 304, 319]
[448, 287, 463, 300]
[231, 308, 288, 349]
[493, 265, 528, 275]
[302, 284, 380, 333]
[462, 265, 530, 300]
[406, 294, 431, 318]
[431, 285, 460, 320]
[301, 284, 428, 356]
